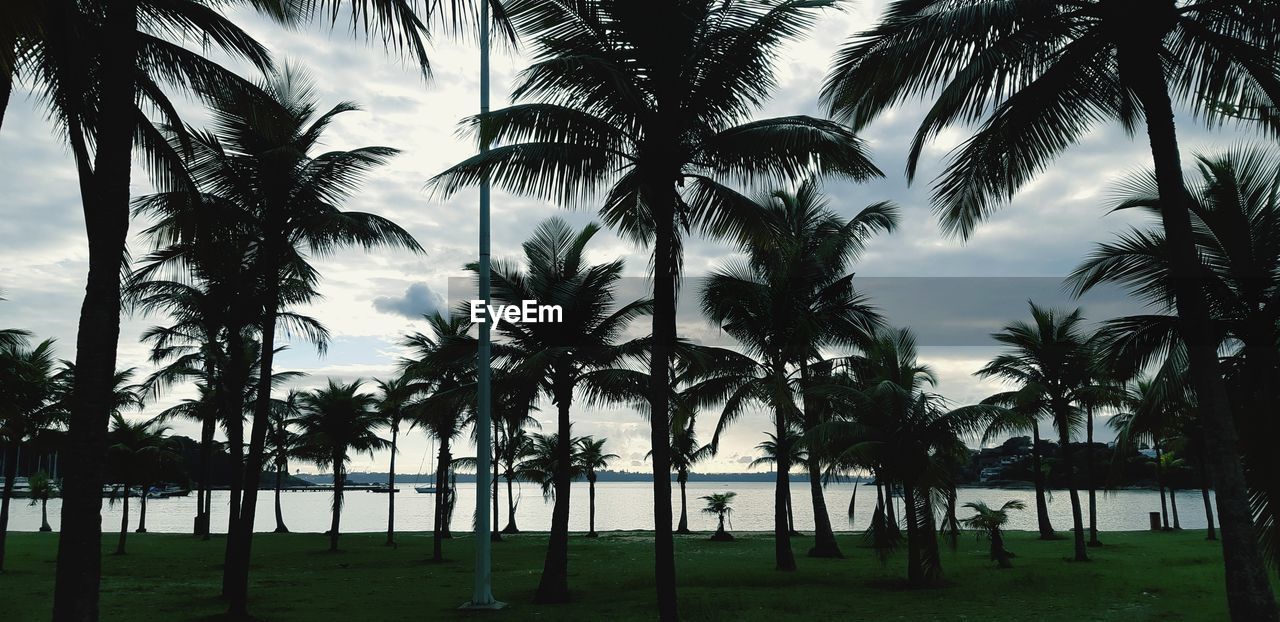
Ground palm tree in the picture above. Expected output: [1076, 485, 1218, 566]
[431, 2, 882, 614]
[482, 217, 648, 603]
[979, 303, 1093, 562]
[961, 500, 1027, 569]
[1071, 146, 1280, 568]
[402, 312, 477, 563]
[701, 492, 737, 542]
[516, 432, 586, 501]
[748, 431, 808, 538]
[27, 471, 55, 533]
[977, 389, 1057, 540]
[0, 337, 58, 571]
[106, 413, 177, 555]
[824, 3, 1280, 614]
[375, 376, 415, 547]
[669, 423, 713, 535]
[576, 436, 618, 539]
[497, 407, 538, 534]
[266, 390, 304, 534]
[293, 380, 388, 553]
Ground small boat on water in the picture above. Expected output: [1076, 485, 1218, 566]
[414, 484, 437, 494]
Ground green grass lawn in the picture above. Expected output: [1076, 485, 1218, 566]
[1, 529, 1272, 620]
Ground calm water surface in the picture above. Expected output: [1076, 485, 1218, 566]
[5, 481, 1214, 534]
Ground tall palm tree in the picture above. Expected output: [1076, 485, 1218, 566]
[1070, 145, 1280, 569]
[516, 432, 586, 501]
[266, 390, 304, 534]
[482, 217, 648, 603]
[431, 2, 881, 614]
[576, 436, 618, 539]
[497, 403, 538, 534]
[106, 413, 177, 555]
[669, 423, 713, 535]
[402, 312, 477, 563]
[699, 192, 885, 569]
[375, 376, 414, 547]
[748, 430, 807, 537]
[978, 303, 1092, 562]
[0, 337, 58, 571]
[824, 3, 1280, 615]
[293, 380, 388, 553]
[27, 470, 55, 533]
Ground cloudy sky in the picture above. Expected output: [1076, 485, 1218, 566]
[0, 2, 1253, 474]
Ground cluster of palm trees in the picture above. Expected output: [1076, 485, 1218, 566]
[2, 0, 1279, 621]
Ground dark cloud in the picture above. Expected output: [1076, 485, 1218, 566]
[372, 282, 446, 319]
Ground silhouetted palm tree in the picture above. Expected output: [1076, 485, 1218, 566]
[978, 388, 1056, 540]
[701, 492, 737, 542]
[27, 471, 55, 533]
[432, 2, 881, 613]
[669, 424, 713, 535]
[375, 376, 414, 547]
[498, 415, 536, 534]
[266, 390, 304, 534]
[961, 500, 1026, 569]
[576, 436, 618, 538]
[824, 4, 1280, 614]
[1071, 146, 1280, 567]
[482, 217, 648, 603]
[293, 380, 388, 553]
[0, 337, 58, 570]
[979, 303, 1092, 562]
[748, 430, 807, 537]
[107, 413, 176, 555]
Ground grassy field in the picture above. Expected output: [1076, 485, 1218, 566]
[1, 529, 1273, 620]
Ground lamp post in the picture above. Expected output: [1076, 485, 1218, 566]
[463, 0, 503, 610]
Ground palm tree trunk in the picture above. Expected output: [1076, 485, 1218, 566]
[136, 489, 148, 533]
[992, 528, 1012, 569]
[1031, 427, 1055, 539]
[588, 476, 598, 537]
[503, 474, 518, 533]
[1170, 486, 1182, 530]
[1198, 446, 1217, 541]
[1058, 424, 1088, 562]
[902, 482, 922, 585]
[647, 193, 679, 620]
[534, 384, 573, 604]
[1156, 440, 1170, 530]
[0, 441, 18, 571]
[41, 497, 52, 532]
[1086, 406, 1101, 546]
[773, 410, 796, 572]
[432, 444, 449, 561]
[944, 488, 959, 550]
[676, 475, 689, 534]
[196, 410, 215, 537]
[329, 457, 343, 552]
[1131, 46, 1279, 621]
[273, 463, 287, 533]
[115, 483, 130, 555]
[203, 487, 213, 542]
[53, 1, 140, 615]
[800, 364, 841, 558]
[227, 294, 281, 614]
[787, 492, 798, 535]
[386, 423, 397, 546]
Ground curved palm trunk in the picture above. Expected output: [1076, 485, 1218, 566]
[329, 456, 343, 552]
[40, 497, 52, 532]
[1131, 46, 1279, 620]
[386, 423, 397, 546]
[773, 410, 796, 572]
[1058, 426, 1088, 562]
[53, 3, 140, 616]
[587, 473, 598, 538]
[675, 472, 689, 534]
[273, 462, 287, 533]
[432, 443, 450, 562]
[944, 489, 960, 551]
[1170, 486, 1182, 530]
[115, 482, 131, 555]
[0, 442, 18, 571]
[1086, 406, 1101, 546]
[503, 473, 519, 533]
[884, 480, 900, 537]
[1031, 427, 1055, 539]
[647, 188, 679, 620]
[534, 384, 573, 603]
[800, 365, 841, 558]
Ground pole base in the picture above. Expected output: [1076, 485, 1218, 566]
[459, 601, 507, 611]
